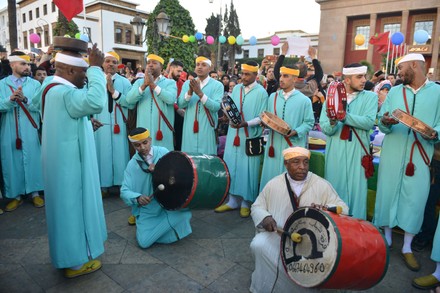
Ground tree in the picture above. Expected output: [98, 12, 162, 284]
[203, 13, 221, 66]
[146, 0, 197, 71]
[223, 0, 241, 74]
[53, 12, 79, 37]
[7, 0, 17, 51]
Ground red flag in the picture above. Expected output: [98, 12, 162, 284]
[53, 0, 83, 22]
[369, 32, 390, 54]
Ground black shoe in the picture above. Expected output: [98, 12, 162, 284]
[412, 238, 430, 252]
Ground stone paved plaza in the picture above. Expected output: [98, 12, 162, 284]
[0, 194, 435, 292]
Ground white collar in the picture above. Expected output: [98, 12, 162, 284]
[405, 78, 429, 94]
[52, 75, 77, 88]
[198, 76, 211, 89]
[283, 88, 296, 100]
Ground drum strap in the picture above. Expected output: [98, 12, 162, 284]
[41, 83, 61, 121]
[351, 127, 375, 179]
[284, 173, 299, 211]
[135, 158, 152, 173]
[194, 100, 215, 133]
[113, 103, 127, 134]
[8, 85, 38, 129]
[402, 88, 430, 176]
[269, 91, 293, 157]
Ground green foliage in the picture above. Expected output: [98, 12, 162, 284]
[359, 60, 374, 76]
[223, 0, 241, 72]
[53, 12, 79, 37]
[147, 0, 197, 71]
[205, 14, 220, 38]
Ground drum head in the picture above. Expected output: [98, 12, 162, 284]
[152, 151, 194, 210]
[280, 207, 340, 288]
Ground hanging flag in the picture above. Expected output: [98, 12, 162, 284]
[369, 31, 390, 54]
[53, 0, 83, 22]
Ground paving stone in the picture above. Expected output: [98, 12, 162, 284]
[0, 265, 44, 292]
[120, 243, 163, 265]
[20, 237, 52, 265]
[106, 208, 133, 233]
[188, 238, 225, 257]
[100, 237, 128, 264]
[189, 217, 228, 239]
[23, 263, 65, 290]
[207, 264, 252, 293]
[0, 239, 36, 263]
[221, 238, 253, 263]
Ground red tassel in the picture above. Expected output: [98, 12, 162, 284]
[268, 145, 275, 157]
[113, 124, 120, 134]
[340, 125, 350, 140]
[193, 120, 199, 133]
[16, 138, 22, 150]
[156, 129, 163, 140]
[234, 135, 240, 146]
[405, 162, 415, 176]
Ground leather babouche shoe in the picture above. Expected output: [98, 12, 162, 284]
[401, 252, 420, 271]
[64, 260, 102, 278]
[214, 204, 237, 213]
[5, 199, 23, 212]
[240, 207, 251, 218]
[32, 196, 45, 208]
[128, 215, 136, 226]
[412, 274, 440, 290]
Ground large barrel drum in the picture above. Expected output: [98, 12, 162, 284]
[152, 151, 230, 210]
[281, 207, 388, 290]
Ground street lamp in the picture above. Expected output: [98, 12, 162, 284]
[130, 11, 171, 49]
[209, 0, 222, 70]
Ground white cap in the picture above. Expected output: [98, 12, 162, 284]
[397, 53, 425, 65]
[342, 66, 367, 75]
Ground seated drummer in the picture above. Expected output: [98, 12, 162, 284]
[250, 147, 348, 293]
[120, 127, 192, 249]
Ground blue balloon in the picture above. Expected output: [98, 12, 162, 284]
[236, 35, 244, 46]
[249, 36, 257, 46]
[414, 30, 429, 44]
[80, 34, 89, 42]
[219, 35, 226, 44]
[195, 32, 203, 41]
[390, 32, 404, 46]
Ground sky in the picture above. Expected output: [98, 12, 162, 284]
[0, 0, 321, 38]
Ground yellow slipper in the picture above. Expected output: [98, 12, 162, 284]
[214, 204, 237, 213]
[240, 207, 251, 218]
[128, 215, 136, 226]
[5, 199, 23, 212]
[64, 260, 102, 279]
[412, 274, 440, 290]
[32, 196, 45, 208]
[401, 252, 420, 271]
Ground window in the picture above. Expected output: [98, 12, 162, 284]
[36, 7, 40, 18]
[44, 27, 50, 46]
[22, 13, 26, 23]
[354, 25, 370, 50]
[29, 11, 33, 21]
[414, 21, 433, 45]
[125, 29, 132, 44]
[43, 4, 47, 15]
[243, 50, 249, 59]
[115, 28, 122, 43]
[135, 35, 141, 45]
[273, 48, 280, 55]
[384, 23, 400, 35]
[258, 49, 264, 58]
[52, 2, 56, 13]
[23, 32, 28, 50]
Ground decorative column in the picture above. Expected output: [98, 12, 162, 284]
[366, 13, 377, 65]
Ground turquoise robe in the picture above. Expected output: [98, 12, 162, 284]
[178, 77, 223, 155]
[120, 146, 192, 249]
[432, 216, 440, 262]
[126, 76, 177, 151]
[223, 83, 268, 202]
[0, 76, 43, 198]
[374, 82, 440, 234]
[320, 90, 378, 220]
[259, 90, 314, 191]
[94, 74, 133, 187]
[37, 67, 107, 268]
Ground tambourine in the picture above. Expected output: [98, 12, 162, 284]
[260, 111, 291, 136]
[221, 95, 241, 125]
[391, 109, 436, 137]
[326, 82, 347, 120]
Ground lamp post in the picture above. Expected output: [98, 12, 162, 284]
[209, 0, 222, 70]
[131, 11, 170, 53]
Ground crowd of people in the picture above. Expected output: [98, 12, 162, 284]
[0, 37, 439, 292]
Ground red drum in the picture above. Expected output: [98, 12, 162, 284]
[221, 95, 241, 125]
[281, 207, 388, 290]
[326, 82, 347, 120]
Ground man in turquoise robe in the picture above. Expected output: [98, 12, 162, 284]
[259, 66, 314, 192]
[178, 56, 223, 155]
[120, 127, 192, 248]
[37, 43, 107, 278]
[215, 61, 268, 217]
[374, 54, 440, 271]
[319, 64, 377, 220]
[93, 51, 133, 195]
[126, 54, 177, 151]
[0, 52, 44, 211]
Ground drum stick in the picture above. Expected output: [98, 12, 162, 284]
[327, 206, 343, 215]
[276, 228, 302, 243]
[149, 184, 165, 199]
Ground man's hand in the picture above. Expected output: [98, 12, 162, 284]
[91, 118, 104, 131]
[230, 121, 248, 129]
[189, 79, 203, 98]
[148, 163, 155, 173]
[422, 130, 438, 141]
[281, 42, 289, 55]
[308, 46, 317, 59]
[381, 112, 398, 126]
[177, 108, 185, 117]
[141, 69, 155, 91]
[137, 195, 152, 206]
[88, 43, 104, 67]
[10, 86, 26, 102]
[285, 129, 298, 138]
[106, 73, 115, 94]
[262, 216, 277, 232]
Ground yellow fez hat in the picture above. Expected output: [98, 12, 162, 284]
[241, 64, 259, 72]
[105, 51, 120, 61]
[282, 147, 311, 160]
[280, 66, 299, 76]
[196, 56, 212, 66]
[8, 55, 31, 63]
[147, 54, 164, 65]
[128, 128, 151, 142]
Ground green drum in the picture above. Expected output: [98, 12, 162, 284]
[152, 151, 230, 210]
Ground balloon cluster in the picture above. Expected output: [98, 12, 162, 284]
[181, 32, 281, 46]
[354, 29, 430, 46]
